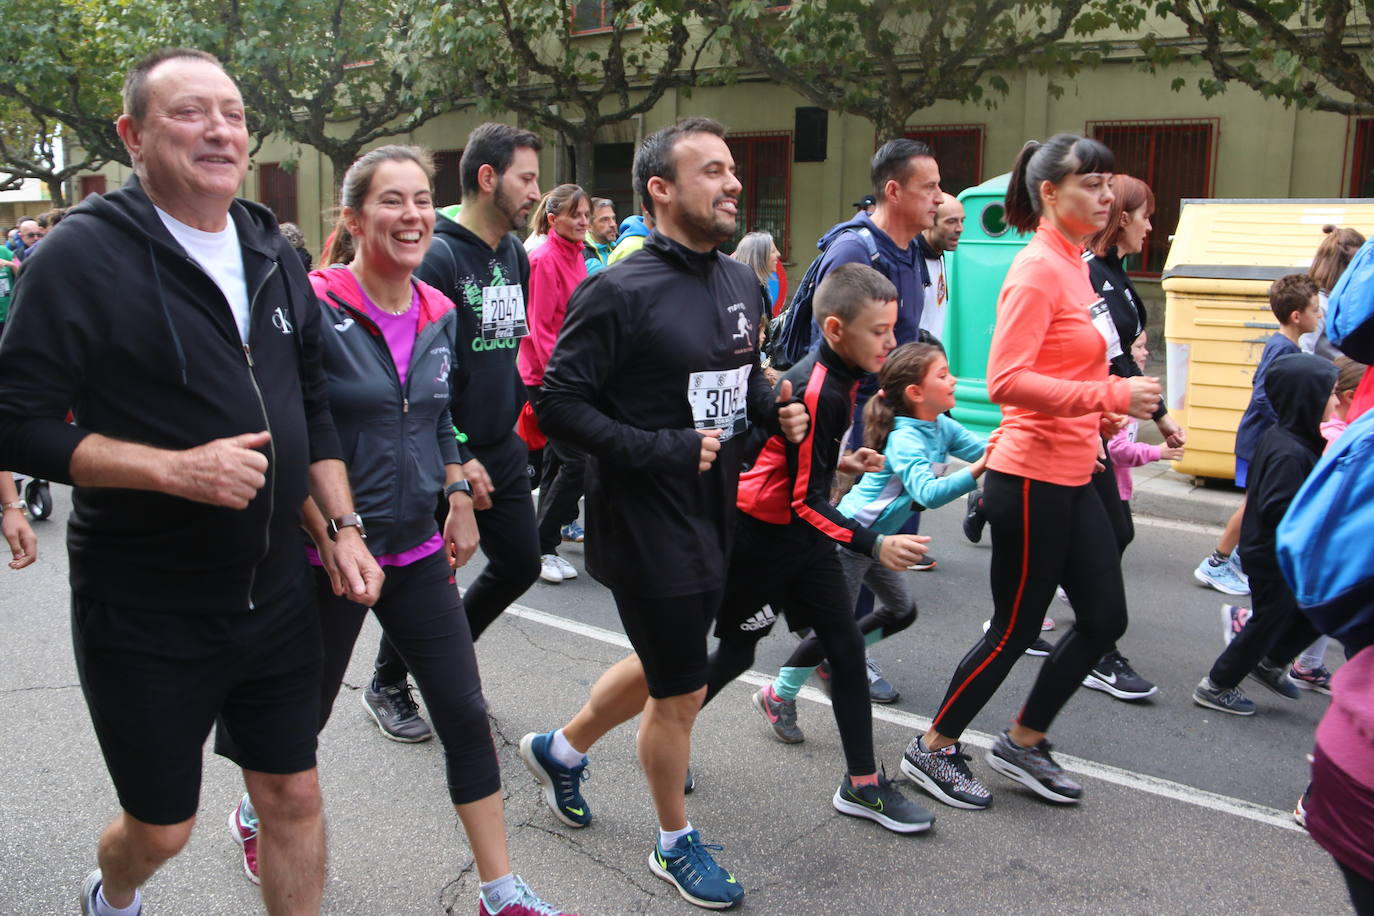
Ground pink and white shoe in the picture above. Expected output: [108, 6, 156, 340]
[228, 796, 260, 886]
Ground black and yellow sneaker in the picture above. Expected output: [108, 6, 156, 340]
[831, 770, 935, 834]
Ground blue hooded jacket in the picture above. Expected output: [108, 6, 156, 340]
[812, 211, 928, 346]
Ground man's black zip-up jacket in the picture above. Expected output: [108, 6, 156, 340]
[415, 214, 530, 456]
[540, 231, 781, 598]
[0, 177, 341, 613]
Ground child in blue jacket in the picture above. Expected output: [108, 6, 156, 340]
[754, 342, 991, 743]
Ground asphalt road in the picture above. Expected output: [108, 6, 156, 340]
[0, 485, 1352, 915]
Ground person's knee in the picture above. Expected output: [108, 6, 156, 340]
[247, 769, 322, 824]
[875, 600, 917, 635]
[118, 813, 195, 862]
[648, 686, 706, 724]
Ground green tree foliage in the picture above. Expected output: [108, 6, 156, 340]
[421, 0, 721, 188]
[690, 0, 1116, 141]
[0, 104, 113, 206]
[1126, 0, 1374, 114]
[169, 0, 465, 189]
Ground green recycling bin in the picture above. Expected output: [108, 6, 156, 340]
[946, 173, 1032, 435]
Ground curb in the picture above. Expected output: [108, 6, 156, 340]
[1129, 463, 1242, 529]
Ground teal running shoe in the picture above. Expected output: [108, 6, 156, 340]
[519, 731, 591, 827]
[648, 830, 743, 909]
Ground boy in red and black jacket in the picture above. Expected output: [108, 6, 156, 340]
[701, 262, 933, 833]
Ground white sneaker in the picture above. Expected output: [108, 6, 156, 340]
[539, 554, 564, 584]
[553, 555, 578, 579]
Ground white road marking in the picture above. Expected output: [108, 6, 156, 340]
[504, 602, 1302, 834]
[1132, 514, 1226, 536]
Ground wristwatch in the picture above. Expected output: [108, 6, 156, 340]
[327, 512, 366, 540]
[444, 479, 473, 499]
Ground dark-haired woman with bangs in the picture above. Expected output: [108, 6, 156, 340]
[901, 135, 1162, 811]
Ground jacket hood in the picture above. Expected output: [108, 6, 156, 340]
[616, 214, 649, 242]
[815, 210, 927, 285]
[308, 265, 452, 333]
[585, 230, 613, 253]
[1264, 352, 1338, 448]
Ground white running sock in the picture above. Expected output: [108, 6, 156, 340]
[659, 822, 694, 851]
[479, 873, 519, 912]
[95, 888, 142, 916]
[550, 728, 587, 768]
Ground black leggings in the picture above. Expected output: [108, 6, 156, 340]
[527, 385, 586, 556]
[704, 518, 874, 776]
[783, 548, 916, 669]
[1090, 444, 1134, 660]
[1340, 861, 1374, 916]
[318, 549, 500, 805]
[931, 469, 1128, 740]
[1208, 572, 1319, 689]
[376, 431, 540, 681]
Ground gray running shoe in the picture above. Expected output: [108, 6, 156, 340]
[1193, 677, 1257, 715]
[986, 730, 1082, 804]
[1248, 661, 1300, 700]
[866, 656, 900, 703]
[751, 686, 804, 743]
[900, 737, 992, 809]
[832, 770, 935, 834]
[361, 679, 433, 743]
[82, 869, 142, 916]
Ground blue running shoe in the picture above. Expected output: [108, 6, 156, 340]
[649, 830, 743, 910]
[519, 732, 591, 828]
[560, 522, 585, 543]
[1194, 556, 1249, 596]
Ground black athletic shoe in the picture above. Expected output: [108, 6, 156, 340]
[1082, 651, 1158, 700]
[1248, 661, 1300, 700]
[901, 737, 992, 809]
[962, 490, 986, 543]
[832, 770, 934, 833]
[986, 730, 1082, 804]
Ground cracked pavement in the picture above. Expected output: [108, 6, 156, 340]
[0, 486, 1354, 914]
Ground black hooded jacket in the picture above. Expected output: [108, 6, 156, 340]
[414, 213, 530, 455]
[1239, 352, 1339, 586]
[0, 177, 340, 613]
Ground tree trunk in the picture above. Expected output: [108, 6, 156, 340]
[45, 178, 67, 208]
[329, 148, 361, 200]
[571, 132, 596, 192]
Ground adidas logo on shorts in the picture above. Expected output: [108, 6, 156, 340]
[739, 607, 777, 632]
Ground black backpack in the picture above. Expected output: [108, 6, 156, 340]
[768, 225, 882, 370]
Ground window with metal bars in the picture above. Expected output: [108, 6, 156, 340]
[433, 149, 463, 208]
[258, 162, 298, 226]
[1348, 119, 1374, 197]
[1088, 119, 1217, 276]
[726, 132, 791, 259]
[571, 1, 629, 33]
[903, 125, 983, 198]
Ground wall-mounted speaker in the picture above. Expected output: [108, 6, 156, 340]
[794, 107, 828, 163]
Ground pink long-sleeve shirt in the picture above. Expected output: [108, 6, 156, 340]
[1106, 418, 1161, 500]
[518, 229, 587, 387]
[986, 220, 1132, 487]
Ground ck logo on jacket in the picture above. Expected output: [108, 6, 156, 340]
[272, 306, 294, 334]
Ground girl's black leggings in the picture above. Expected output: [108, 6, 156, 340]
[317, 548, 500, 805]
[931, 469, 1128, 740]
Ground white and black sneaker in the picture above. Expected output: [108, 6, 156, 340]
[832, 769, 935, 833]
[900, 737, 992, 809]
[986, 730, 1082, 804]
[1082, 650, 1158, 700]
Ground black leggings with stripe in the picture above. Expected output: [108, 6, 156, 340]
[931, 469, 1128, 740]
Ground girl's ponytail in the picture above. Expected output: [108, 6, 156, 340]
[863, 387, 898, 453]
[1005, 141, 1041, 234]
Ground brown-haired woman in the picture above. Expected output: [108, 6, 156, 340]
[902, 135, 1161, 811]
[1306, 224, 1365, 358]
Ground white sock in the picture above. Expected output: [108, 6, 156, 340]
[549, 729, 587, 768]
[95, 887, 142, 916]
[479, 873, 519, 913]
[658, 822, 694, 852]
[239, 792, 258, 828]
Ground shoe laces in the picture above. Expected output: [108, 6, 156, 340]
[668, 836, 727, 886]
[865, 657, 884, 681]
[553, 762, 589, 803]
[507, 876, 566, 915]
[381, 681, 420, 719]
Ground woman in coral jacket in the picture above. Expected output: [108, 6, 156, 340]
[518, 183, 590, 585]
[901, 135, 1162, 813]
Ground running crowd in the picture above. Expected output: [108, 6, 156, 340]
[0, 47, 1370, 916]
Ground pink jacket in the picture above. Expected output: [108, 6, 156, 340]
[518, 230, 587, 386]
[1106, 417, 1160, 500]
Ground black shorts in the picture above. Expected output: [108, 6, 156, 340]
[615, 589, 723, 699]
[72, 562, 321, 825]
[713, 513, 852, 640]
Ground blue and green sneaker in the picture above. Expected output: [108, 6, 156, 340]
[648, 830, 743, 910]
[519, 731, 591, 828]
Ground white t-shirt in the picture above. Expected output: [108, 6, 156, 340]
[919, 252, 948, 340]
[155, 206, 251, 342]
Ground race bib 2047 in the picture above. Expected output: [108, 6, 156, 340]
[481, 284, 528, 341]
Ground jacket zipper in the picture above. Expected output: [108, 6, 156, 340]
[343, 301, 412, 528]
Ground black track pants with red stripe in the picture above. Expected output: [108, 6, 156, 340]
[931, 469, 1128, 740]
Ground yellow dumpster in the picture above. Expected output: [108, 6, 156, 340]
[1163, 199, 1374, 480]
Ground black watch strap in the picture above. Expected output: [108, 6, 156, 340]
[444, 480, 472, 499]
